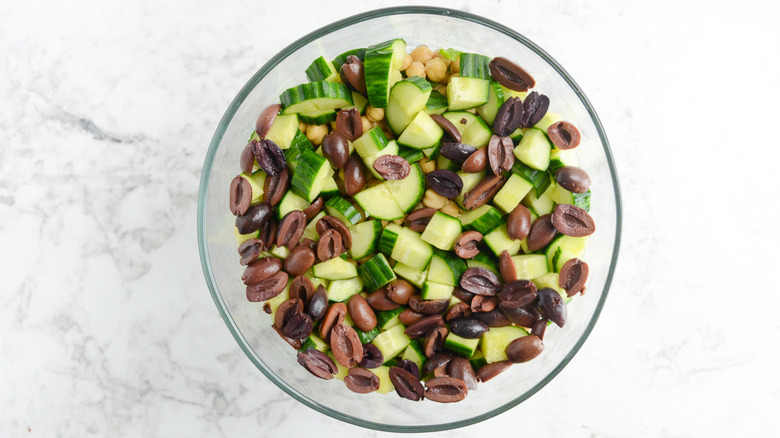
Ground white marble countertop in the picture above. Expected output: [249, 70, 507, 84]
[2, 0, 779, 436]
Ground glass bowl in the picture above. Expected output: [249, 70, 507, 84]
[198, 6, 621, 432]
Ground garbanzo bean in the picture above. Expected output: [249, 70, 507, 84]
[366, 106, 385, 122]
[406, 61, 426, 79]
[401, 54, 413, 71]
[425, 57, 448, 83]
[423, 188, 447, 209]
[410, 45, 433, 64]
[306, 124, 328, 145]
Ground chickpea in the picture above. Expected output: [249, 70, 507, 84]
[366, 106, 385, 122]
[420, 158, 436, 174]
[360, 116, 372, 133]
[406, 61, 426, 79]
[440, 201, 460, 217]
[298, 121, 308, 133]
[400, 54, 413, 71]
[392, 217, 405, 225]
[410, 45, 433, 64]
[423, 189, 447, 209]
[306, 124, 328, 145]
[425, 57, 448, 83]
[450, 56, 460, 74]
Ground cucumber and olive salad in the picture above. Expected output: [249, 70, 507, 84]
[229, 40, 596, 403]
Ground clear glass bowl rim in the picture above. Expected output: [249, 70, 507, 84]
[197, 5, 623, 433]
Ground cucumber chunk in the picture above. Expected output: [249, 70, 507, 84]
[493, 173, 534, 213]
[551, 186, 592, 212]
[372, 366, 396, 394]
[391, 227, 434, 270]
[477, 81, 506, 125]
[327, 276, 363, 302]
[240, 171, 266, 205]
[484, 224, 521, 257]
[426, 251, 467, 286]
[545, 235, 589, 271]
[398, 146, 424, 164]
[459, 204, 503, 235]
[363, 140, 400, 180]
[444, 332, 481, 357]
[353, 126, 389, 158]
[421, 281, 454, 300]
[280, 81, 353, 114]
[385, 163, 426, 213]
[284, 129, 314, 171]
[522, 184, 556, 216]
[378, 223, 403, 255]
[371, 324, 411, 362]
[442, 111, 492, 148]
[349, 220, 383, 260]
[458, 52, 492, 80]
[353, 182, 405, 220]
[396, 111, 443, 150]
[386, 76, 433, 135]
[376, 307, 405, 330]
[356, 326, 381, 344]
[312, 257, 358, 280]
[510, 254, 549, 280]
[364, 39, 407, 108]
[265, 113, 299, 149]
[513, 160, 552, 197]
[276, 191, 310, 221]
[332, 48, 366, 71]
[421, 211, 462, 251]
[455, 170, 486, 209]
[446, 76, 490, 111]
[514, 128, 552, 171]
[290, 149, 334, 202]
[425, 90, 448, 115]
[392, 262, 428, 289]
[481, 326, 527, 363]
[401, 340, 426, 370]
[298, 109, 337, 125]
[305, 56, 338, 82]
[358, 253, 396, 292]
[325, 196, 362, 225]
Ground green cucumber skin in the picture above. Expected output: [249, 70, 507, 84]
[378, 225, 401, 255]
[290, 149, 329, 202]
[572, 190, 592, 211]
[284, 129, 313, 170]
[376, 307, 405, 329]
[279, 81, 353, 111]
[513, 160, 552, 197]
[425, 90, 449, 114]
[364, 39, 405, 108]
[358, 253, 396, 292]
[325, 196, 363, 225]
[434, 249, 468, 286]
[459, 52, 492, 80]
[305, 56, 337, 82]
[399, 146, 424, 164]
[356, 326, 381, 344]
[332, 48, 366, 71]
[298, 110, 337, 125]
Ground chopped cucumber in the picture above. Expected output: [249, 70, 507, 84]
[280, 81, 353, 114]
[534, 111, 562, 132]
[396, 111, 443, 150]
[327, 276, 363, 302]
[545, 235, 589, 271]
[376, 307, 405, 330]
[266, 280, 291, 316]
[364, 39, 407, 108]
[284, 129, 313, 171]
[522, 184, 556, 216]
[444, 332, 481, 357]
[477, 81, 506, 125]
[551, 186, 592, 212]
[290, 149, 334, 202]
[264, 113, 299, 149]
[549, 147, 579, 172]
[276, 191, 310, 221]
[493, 173, 534, 213]
[372, 366, 396, 394]
[398, 145, 425, 164]
[234, 226, 260, 246]
[325, 196, 362, 225]
[385, 163, 426, 213]
[305, 56, 338, 82]
[327, 351, 350, 380]
[320, 176, 340, 199]
[533, 272, 567, 297]
[510, 254, 549, 280]
[446, 76, 490, 111]
[302, 211, 326, 242]
[270, 245, 289, 259]
[332, 48, 366, 71]
[312, 257, 358, 280]
[458, 52, 492, 80]
[358, 253, 396, 292]
[401, 340, 426, 370]
[421, 281, 454, 300]
[378, 223, 403, 255]
[353, 182, 405, 220]
[455, 170, 486, 209]
[356, 326, 381, 344]
[349, 220, 383, 260]
[386, 76, 433, 135]
[468, 349, 488, 371]
[391, 227, 434, 270]
[459, 204, 503, 235]
[425, 90, 449, 115]
[513, 160, 552, 197]
[426, 251, 467, 286]
[353, 126, 389, 158]
[298, 332, 329, 353]
[483, 224, 521, 257]
[514, 128, 552, 171]
[481, 326, 527, 363]
[442, 111, 492, 148]
[298, 109, 337, 125]
[421, 211, 462, 251]
[392, 262, 428, 289]
[371, 324, 410, 362]
[240, 171, 266, 205]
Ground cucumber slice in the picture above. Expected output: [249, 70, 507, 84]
[425, 90, 449, 115]
[551, 185, 591, 212]
[291, 149, 334, 202]
[534, 111, 562, 132]
[264, 113, 299, 149]
[458, 52, 492, 80]
[398, 146, 424, 164]
[391, 227, 434, 270]
[353, 126, 389, 158]
[312, 257, 358, 280]
[549, 148, 579, 173]
[332, 48, 366, 71]
[466, 259, 500, 278]
[378, 223, 403, 255]
[510, 254, 549, 280]
[446, 76, 490, 111]
[481, 326, 527, 363]
[372, 366, 395, 394]
[234, 226, 260, 246]
[325, 196, 362, 225]
[364, 140, 400, 180]
[349, 219, 383, 260]
[347, 91, 369, 114]
[376, 307, 405, 331]
[270, 245, 289, 259]
[455, 170, 486, 209]
[469, 349, 488, 371]
[513, 160, 552, 197]
[426, 251, 467, 286]
[302, 211, 325, 242]
[421, 211, 462, 251]
[284, 129, 314, 171]
[298, 109, 337, 125]
[385, 163, 426, 213]
[444, 332, 481, 357]
[327, 276, 363, 302]
[386, 77, 433, 135]
[401, 340, 426, 370]
[276, 191, 310, 221]
[353, 182, 405, 220]
[442, 111, 492, 148]
[358, 253, 396, 292]
[484, 224, 521, 257]
[459, 204, 503, 235]
[476, 81, 506, 125]
[514, 128, 552, 171]
[396, 111, 444, 150]
[545, 235, 589, 271]
[533, 272, 567, 297]
[522, 184, 556, 216]
[280, 81, 353, 114]
[364, 39, 407, 108]
[240, 171, 266, 205]
[371, 324, 411, 362]
[421, 281, 454, 300]
[356, 326, 381, 344]
[392, 262, 428, 289]
[298, 332, 329, 353]
[305, 56, 338, 82]
[320, 176, 340, 199]
[500, 84, 528, 101]
[493, 173, 534, 213]
[436, 155, 459, 171]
